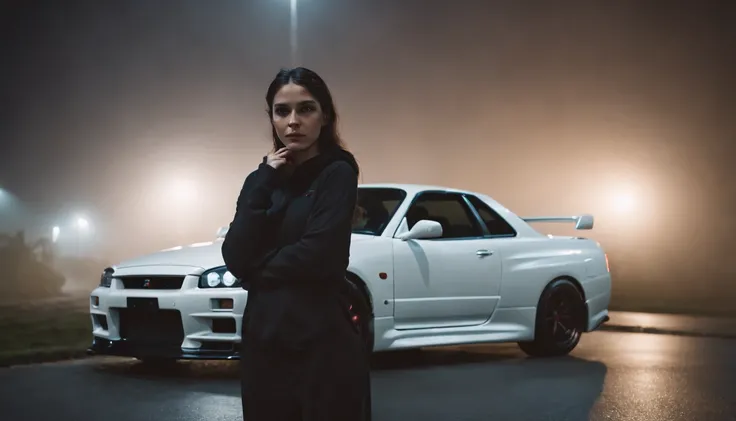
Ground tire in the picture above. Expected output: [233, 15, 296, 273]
[518, 278, 586, 357]
[345, 278, 374, 421]
[345, 277, 375, 355]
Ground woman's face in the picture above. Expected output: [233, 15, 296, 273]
[271, 82, 325, 153]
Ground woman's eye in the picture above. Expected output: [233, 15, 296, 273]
[274, 107, 290, 117]
[299, 106, 315, 114]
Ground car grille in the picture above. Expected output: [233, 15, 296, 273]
[119, 308, 184, 350]
[119, 276, 185, 290]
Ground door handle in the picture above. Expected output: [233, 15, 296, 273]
[476, 249, 493, 257]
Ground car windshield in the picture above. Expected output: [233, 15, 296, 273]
[352, 187, 407, 236]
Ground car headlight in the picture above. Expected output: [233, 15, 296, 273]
[99, 268, 113, 287]
[199, 266, 241, 288]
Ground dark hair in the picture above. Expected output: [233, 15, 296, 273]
[265, 67, 346, 153]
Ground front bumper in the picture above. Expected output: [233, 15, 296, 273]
[87, 266, 247, 360]
[87, 336, 240, 360]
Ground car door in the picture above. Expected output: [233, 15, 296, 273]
[392, 191, 503, 330]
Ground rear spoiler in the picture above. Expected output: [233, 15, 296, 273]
[521, 214, 594, 230]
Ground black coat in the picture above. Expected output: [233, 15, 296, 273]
[221, 146, 360, 351]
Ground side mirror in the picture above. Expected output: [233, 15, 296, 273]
[575, 214, 594, 230]
[216, 226, 229, 238]
[398, 219, 443, 241]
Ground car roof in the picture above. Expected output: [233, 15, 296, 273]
[358, 183, 473, 196]
[357, 183, 543, 238]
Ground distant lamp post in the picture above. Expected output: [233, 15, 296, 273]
[76, 217, 89, 231]
[73, 215, 91, 257]
[0, 187, 13, 210]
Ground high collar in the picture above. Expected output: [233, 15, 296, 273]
[289, 146, 359, 182]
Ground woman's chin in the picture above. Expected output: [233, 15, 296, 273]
[285, 140, 318, 152]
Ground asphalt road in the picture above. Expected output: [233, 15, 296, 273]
[606, 311, 736, 338]
[1, 330, 735, 421]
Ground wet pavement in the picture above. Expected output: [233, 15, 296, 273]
[605, 311, 736, 338]
[1, 330, 735, 421]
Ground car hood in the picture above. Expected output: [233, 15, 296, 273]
[115, 233, 376, 270]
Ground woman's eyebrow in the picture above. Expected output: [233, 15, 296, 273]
[274, 99, 318, 107]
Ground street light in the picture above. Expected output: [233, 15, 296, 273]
[72, 215, 91, 257]
[0, 187, 11, 208]
[613, 191, 636, 213]
[288, 0, 298, 66]
[77, 217, 89, 231]
[274, 0, 299, 65]
[167, 177, 198, 205]
[0, 187, 20, 228]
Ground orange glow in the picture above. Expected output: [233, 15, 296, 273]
[217, 299, 234, 309]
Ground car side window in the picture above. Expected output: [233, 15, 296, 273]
[406, 192, 484, 239]
[465, 195, 517, 237]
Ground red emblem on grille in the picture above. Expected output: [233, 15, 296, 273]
[143, 279, 151, 288]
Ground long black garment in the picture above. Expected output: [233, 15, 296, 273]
[222, 147, 370, 421]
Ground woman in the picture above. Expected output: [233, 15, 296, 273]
[221, 67, 371, 421]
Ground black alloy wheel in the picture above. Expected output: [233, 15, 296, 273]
[545, 287, 582, 347]
[518, 278, 585, 357]
[345, 278, 375, 356]
[344, 278, 374, 420]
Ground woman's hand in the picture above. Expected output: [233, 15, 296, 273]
[266, 147, 292, 170]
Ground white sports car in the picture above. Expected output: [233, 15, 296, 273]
[87, 183, 611, 362]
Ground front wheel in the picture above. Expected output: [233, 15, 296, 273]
[345, 278, 374, 356]
[518, 278, 586, 357]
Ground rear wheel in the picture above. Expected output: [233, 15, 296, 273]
[518, 278, 586, 357]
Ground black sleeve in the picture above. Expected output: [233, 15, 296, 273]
[221, 162, 279, 280]
[256, 161, 357, 285]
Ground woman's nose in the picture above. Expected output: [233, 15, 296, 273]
[288, 111, 300, 126]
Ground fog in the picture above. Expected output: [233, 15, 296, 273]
[1, 1, 734, 314]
